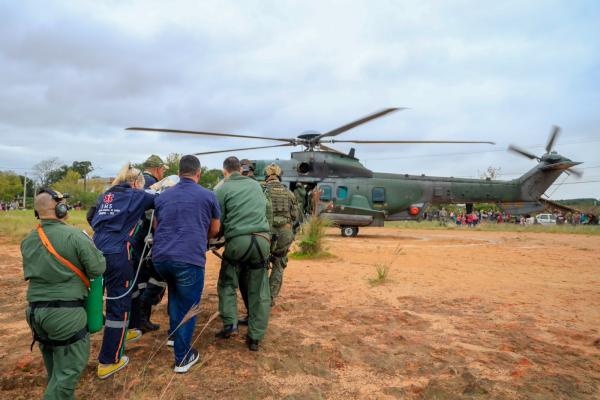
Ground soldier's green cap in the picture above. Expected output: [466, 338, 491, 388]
[144, 154, 165, 168]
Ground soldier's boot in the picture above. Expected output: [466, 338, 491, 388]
[139, 303, 160, 333]
[215, 324, 238, 339]
[246, 335, 260, 352]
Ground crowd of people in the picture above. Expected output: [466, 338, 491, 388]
[433, 208, 499, 226]
[0, 200, 22, 210]
[561, 211, 598, 225]
[431, 207, 598, 226]
[21, 154, 299, 399]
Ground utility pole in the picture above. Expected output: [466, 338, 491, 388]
[23, 174, 27, 209]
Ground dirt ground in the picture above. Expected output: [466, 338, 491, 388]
[1, 227, 599, 399]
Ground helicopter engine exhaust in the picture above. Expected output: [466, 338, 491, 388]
[298, 162, 312, 174]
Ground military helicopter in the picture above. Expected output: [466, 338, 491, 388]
[128, 108, 582, 236]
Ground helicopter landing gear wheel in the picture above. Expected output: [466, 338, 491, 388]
[341, 226, 359, 237]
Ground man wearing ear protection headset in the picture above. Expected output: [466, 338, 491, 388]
[21, 189, 106, 400]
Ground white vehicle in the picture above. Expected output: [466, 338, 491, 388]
[535, 213, 556, 224]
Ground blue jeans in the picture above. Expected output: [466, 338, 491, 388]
[154, 261, 205, 365]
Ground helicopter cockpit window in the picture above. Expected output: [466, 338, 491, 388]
[372, 187, 386, 203]
[336, 186, 348, 199]
[320, 185, 332, 201]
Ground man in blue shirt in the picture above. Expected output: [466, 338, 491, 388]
[152, 155, 221, 373]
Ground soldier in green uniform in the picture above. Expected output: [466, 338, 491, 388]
[292, 183, 307, 225]
[263, 164, 298, 305]
[22, 189, 106, 400]
[215, 156, 272, 351]
[236, 158, 256, 325]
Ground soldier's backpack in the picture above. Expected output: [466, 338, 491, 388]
[266, 182, 292, 227]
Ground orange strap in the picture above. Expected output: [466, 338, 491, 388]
[37, 224, 90, 288]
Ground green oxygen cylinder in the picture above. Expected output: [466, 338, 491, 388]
[86, 276, 104, 333]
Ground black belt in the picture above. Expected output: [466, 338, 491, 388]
[28, 300, 88, 353]
[30, 300, 84, 309]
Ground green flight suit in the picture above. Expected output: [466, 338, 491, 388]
[293, 184, 307, 224]
[264, 177, 298, 301]
[215, 172, 272, 340]
[22, 219, 106, 400]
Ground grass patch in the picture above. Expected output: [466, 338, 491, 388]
[295, 215, 330, 257]
[368, 263, 389, 285]
[385, 220, 600, 235]
[289, 251, 333, 260]
[0, 209, 92, 243]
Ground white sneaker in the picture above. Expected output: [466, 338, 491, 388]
[167, 339, 174, 347]
[174, 349, 200, 373]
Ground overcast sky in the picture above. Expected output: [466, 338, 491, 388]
[0, 0, 598, 199]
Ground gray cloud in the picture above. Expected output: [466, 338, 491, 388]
[0, 0, 598, 199]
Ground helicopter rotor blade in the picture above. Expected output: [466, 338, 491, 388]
[566, 167, 583, 178]
[317, 108, 405, 139]
[508, 144, 540, 160]
[545, 125, 560, 153]
[328, 139, 495, 144]
[193, 143, 295, 156]
[126, 127, 294, 143]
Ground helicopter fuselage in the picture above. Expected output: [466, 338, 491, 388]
[250, 150, 575, 235]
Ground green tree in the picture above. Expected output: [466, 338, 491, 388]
[164, 153, 181, 176]
[0, 171, 23, 201]
[47, 165, 69, 185]
[54, 169, 99, 208]
[71, 161, 94, 191]
[53, 169, 81, 196]
[199, 168, 222, 189]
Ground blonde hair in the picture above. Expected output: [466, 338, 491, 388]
[112, 163, 145, 188]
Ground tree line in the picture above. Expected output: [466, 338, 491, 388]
[0, 154, 222, 208]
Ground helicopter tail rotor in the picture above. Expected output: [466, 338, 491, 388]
[508, 125, 583, 178]
[508, 144, 540, 160]
[545, 125, 560, 154]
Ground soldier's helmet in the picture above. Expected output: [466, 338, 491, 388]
[265, 163, 282, 177]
